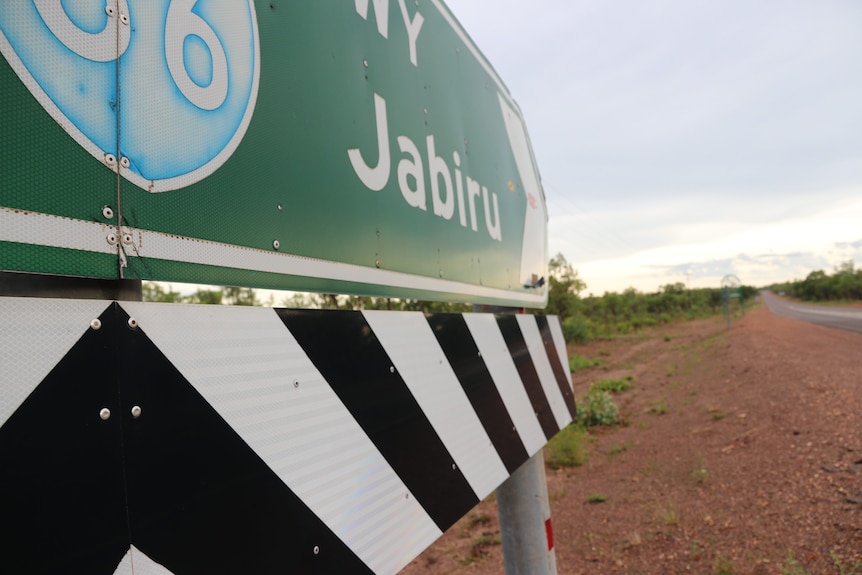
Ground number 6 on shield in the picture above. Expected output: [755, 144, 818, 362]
[165, 0, 229, 111]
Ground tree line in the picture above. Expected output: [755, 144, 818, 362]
[771, 260, 862, 302]
[143, 252, 756, 343]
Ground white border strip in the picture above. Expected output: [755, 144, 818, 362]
[0, 207, 116, 254]
[0, 208, 546, 305]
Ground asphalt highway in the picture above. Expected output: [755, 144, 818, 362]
[762, 291, 862, 335]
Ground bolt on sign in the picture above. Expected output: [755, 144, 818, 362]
[0, 0, 548, 307]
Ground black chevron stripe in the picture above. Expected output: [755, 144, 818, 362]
[114, 305, 374, 574]
[495, 315, 560, 440]
[277, 309, 479, 531]
[425, 313, 529, 474]
[0, 304, 128, 575]
[535, 315, 577, 419]
[0, 303, 374, 574]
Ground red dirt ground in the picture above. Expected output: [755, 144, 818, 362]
[399, 303, 862, 574]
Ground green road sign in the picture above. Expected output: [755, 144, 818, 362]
[0, 1, 548, 307]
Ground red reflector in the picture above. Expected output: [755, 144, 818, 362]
[545, 517, 554, 551]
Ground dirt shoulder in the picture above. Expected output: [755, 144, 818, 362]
[400, 305, 862, 574]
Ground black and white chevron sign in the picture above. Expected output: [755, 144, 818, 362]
[0, 297, 574, 574]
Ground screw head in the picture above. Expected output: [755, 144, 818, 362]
[120, 13, 129, 25]
[122, 233, 133, 245]
[99, 408, 111, 421]
[389, 366, 395, 374]
[131, 405, 142, 418]
[90, 318, 102, 330]
[313, 545, 320, 555]
[104, 153, 117, 166]
[105, 5, 116, 16]
[120, 156, 130, 167]
[273, 240, 280, 250]
[102, 206, 114, 219]
[107, 233, 118, 245]
[127, 317, 138, 329]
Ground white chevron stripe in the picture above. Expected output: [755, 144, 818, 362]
[461, 313, 548, 457]
[0, 297, 110, 428]
[363, 310, 509, 500]
[516, 315, 572, 429]
[548, 317, 574, 388]
[112, 545, 174, 575]
[121, 302, 441, 575]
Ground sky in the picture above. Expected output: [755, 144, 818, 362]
[444, 0, 862, 294]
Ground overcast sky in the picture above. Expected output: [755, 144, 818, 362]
[445, 0, 862, 294]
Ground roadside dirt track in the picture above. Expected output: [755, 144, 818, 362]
[400, 304, 862, 574]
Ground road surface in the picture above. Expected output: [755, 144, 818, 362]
[762, 291, 862, 334]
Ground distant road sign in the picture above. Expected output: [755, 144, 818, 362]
[0, 1, 548, 307]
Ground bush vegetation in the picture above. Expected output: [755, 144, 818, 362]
[773, 260, 862, 302]
[542, 253, 756, 343]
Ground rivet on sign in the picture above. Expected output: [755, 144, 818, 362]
[102, 206, 114, 219]
[127, 317, 138, 329]
[123, 233, 133, 245]
[477, 351, 482, 358]
[375, 260, 381, 268]
[273, 240, 280, 250]
[120, 13, 129, 25]
[423, 108, 428, 115]
[131, 405, 142, 418]
[363, 59, 368, 68]
[389, 366, 395, 374]
[107, 233, 118, 245]
[313, 546, 320, 555]
[105, 5, 116, 16]
[293, 380, 299, 389]
[99, 408, 111, 421]
[120, 156, 130, 168]
[452, 463, 457, 470]
[104, 153, 117, 166]
[90, 319, 102, 330]
[277, 204, 283, 211]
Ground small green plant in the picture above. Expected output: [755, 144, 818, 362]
[831, 550, 861, 575]
[460, 533, 501, 564]
[713, 412, 726, 420]
[650, 399, 667, 415]
[713, 554, 734, 575]
[578, 389, 619, 427]
[691, 455, 709, 483]
[467, 513, 491, 529]
[607, 441, 632, 459]
[590, 377, 633, 394]
[656, 501, 678, 526]
[587, 493, 608, 504]
[545, 424, 589, 469]
[569, 353, 603, 372]
[663, 334, 672, 342]
[782, 549, 811, 575]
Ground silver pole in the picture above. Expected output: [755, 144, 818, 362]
[496, 450, 557, 575]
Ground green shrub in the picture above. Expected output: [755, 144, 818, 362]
[545, 424, 589, 469]
[578, 389, 619, 427]
[562, 315, 593, 343]
[569, 353, 602, 372]
[590, 378, 633, 394]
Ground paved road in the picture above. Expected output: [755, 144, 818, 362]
[762, 291, 862, 334]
